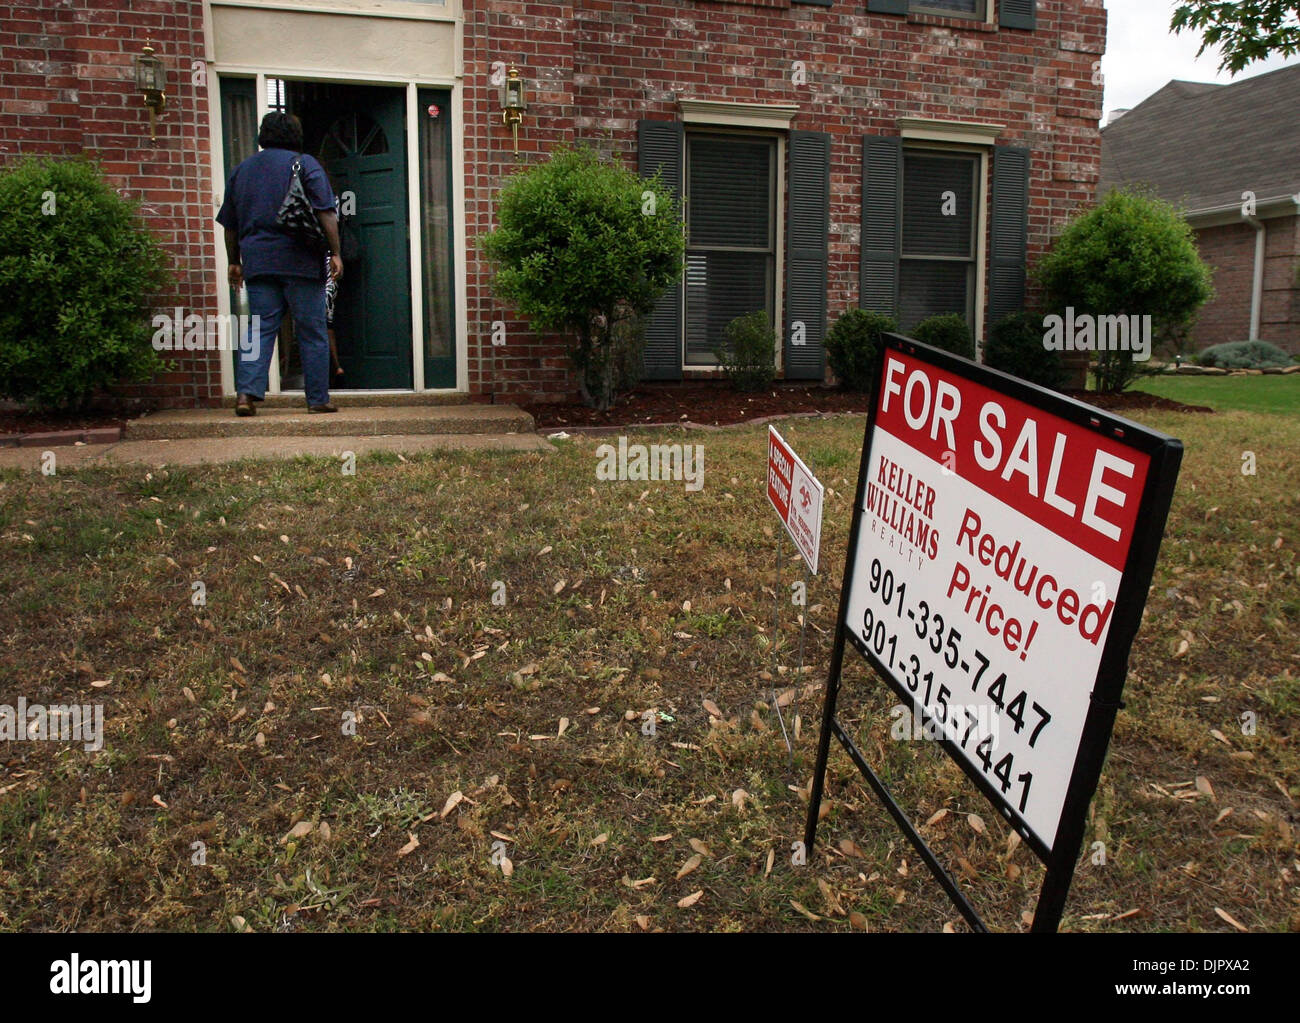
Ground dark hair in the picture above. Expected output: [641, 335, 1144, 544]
[258, 111, 303, 152]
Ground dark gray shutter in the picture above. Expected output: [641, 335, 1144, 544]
[638, 119, 684, 381]
[988, 145, 1030, 330]
[785, 131, 830, 381]
[860, 135, 902, 317]
[867, 0, 909, 13]
[1000, 0, 1036, 30]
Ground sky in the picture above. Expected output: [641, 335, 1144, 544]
[1101, 0, 1300, 121]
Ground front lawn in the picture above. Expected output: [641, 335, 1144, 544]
[0, 408, 1296, 932]
[1134, 373, 1300, 417]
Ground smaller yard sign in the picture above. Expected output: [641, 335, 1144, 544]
[767, 426, 824, 574]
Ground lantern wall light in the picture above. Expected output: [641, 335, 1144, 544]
[134, 41, 166, 143]
[500, 65, 528, 155]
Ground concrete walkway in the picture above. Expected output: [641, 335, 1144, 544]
[0, 431, 553, 470]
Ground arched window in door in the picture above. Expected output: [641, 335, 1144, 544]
[317, 112, 390, 161]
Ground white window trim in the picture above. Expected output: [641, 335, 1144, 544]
[680, 129, 785, 374]
[679, 100, 799, 131]
[900, 141, 991, 354]
[209, 0, 458, 24]
[898, 117, 1004, 146]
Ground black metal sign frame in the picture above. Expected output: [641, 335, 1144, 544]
[804, 334, 1184, 933]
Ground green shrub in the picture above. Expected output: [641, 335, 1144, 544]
[714, 310, 776, 392]
[983, 311, 1068, 390]
[1195, 340, 1292, 370]
[911, 313, 975, 360]
[0, 157, 171, 409]
[1036, 187, 1214, 393]
[825, 308, 897, 391]
[483, 145, 685, 411]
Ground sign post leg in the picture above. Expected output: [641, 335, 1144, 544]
[803, 623, 847, 853]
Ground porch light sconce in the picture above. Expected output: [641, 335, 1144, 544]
[134, 41, 166, 143]
[500, 65, 528, 155]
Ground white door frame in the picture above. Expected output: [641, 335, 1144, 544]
[209, 68, 467, 397]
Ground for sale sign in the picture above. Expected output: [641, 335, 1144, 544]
[806, 335, 1182, 931]
[767, 426, 824, 574]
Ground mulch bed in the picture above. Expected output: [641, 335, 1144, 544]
[0, 408, 130, 437]
[523, 381, 1214, 430]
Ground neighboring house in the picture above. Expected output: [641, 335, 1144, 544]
[0, 0, 1105, 407]
[1101, 66, 1300, 355]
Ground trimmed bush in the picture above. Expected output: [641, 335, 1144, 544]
[0, 157, 171, 409]
[1195, 340, 1292, 370]
[1036, 187, 1214, 393]
[825, 308, 897, 391]
[984, 311, 1068, 390]
[483, 145, 685, 411]
[911, 313, 975, 360]
[715, 310, 776, 392]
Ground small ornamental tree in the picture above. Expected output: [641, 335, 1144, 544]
[0, 157, 171, 409]
[483, 146, 685, 411]
[1036, 188, 1214, 393]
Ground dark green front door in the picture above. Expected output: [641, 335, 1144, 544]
[312, 85, 412, 389]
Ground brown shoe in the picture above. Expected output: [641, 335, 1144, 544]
[308, 402, 338, 414]
[235, 394, 256, 416]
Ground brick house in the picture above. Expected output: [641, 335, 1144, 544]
[1, 0, 1105, 408]
[1101, 66, 1300, 356]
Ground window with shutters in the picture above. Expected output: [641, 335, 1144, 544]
[898, 149, 980, 332]
[684, 133, 777, 366]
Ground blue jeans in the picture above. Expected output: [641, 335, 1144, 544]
[239, 276, 331, 407]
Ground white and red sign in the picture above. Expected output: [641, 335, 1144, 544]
[844, 349, 1152, 853]
[767, 426, 825, 575]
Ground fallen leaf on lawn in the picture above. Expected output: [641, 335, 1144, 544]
[440, 791, 464, 818]
[622, 875, 656, 889]
[1214, 907, 1248, 932]
[558, 717, 569, 738]
[538, 545, 552, 556]
[817, 878, 845, 916]
[1005, 862, 1022, 881]
[368, 588, 386, 599]
[151, 794, 168, 809]
[849, 911, 868, 931]
[677, 890, 703, 909]
[790, 900, 820, 922]
[90, 679, 112, 689]
[397, 832, 419, 857]
[230, 656, 247, 674]
[839, 838, 864, 858]
[926, 808, 949, 827]
[499, 856, 514, 877]
[1210, 729, 1230, 745]
[280, 821, 313, 844]
[591, 832, 608, 846]
[585, 706, 600, 715]
[650, 833, 673, 843]
[1174, 638, 1189, 658]
[1196, 776, 1216, 802]
[319, 821, 331, 842]
[1112, 908, 1141, 921]
[967, 813, 986, 835]
[765, 848, 775, 876]
[1214, 807, 1234, 825]
[635, 915, 651, 931]
[702, 698, 723, 718]
[689, 838, 712, 857]
[182, 686, 196, 703]
[732, 788, 750, 810]
[553, 580, 566, 594]
[942, 922, 956, 933]
[676, 854, 702, 879]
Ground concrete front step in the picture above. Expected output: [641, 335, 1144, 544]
[217, 392, 473, 409]
[125, 404, 535, 440]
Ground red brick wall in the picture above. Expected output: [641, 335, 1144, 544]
[0, 0, 218, 408]
[464, 0, 1107, 402]
[1192, 216, 1300, 355]
[3, 0, 1107, 406]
